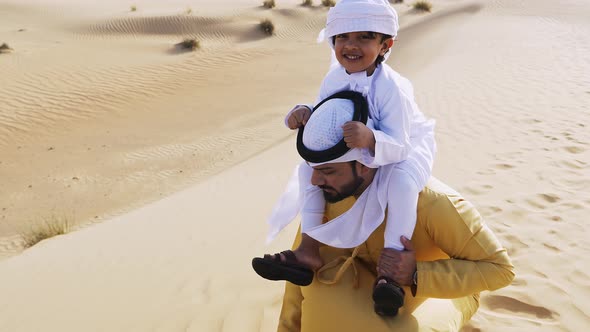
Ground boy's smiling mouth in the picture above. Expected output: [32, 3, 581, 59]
[344, 54, 361, 60]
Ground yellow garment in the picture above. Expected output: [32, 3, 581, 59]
[278, 179, 514, 332]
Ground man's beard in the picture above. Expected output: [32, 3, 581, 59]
[320, 175, 364, 203]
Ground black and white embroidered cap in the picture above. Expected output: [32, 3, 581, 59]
[297, 90, 372, 166]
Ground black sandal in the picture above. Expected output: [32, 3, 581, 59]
[252, 250, 314, 286]
[372, 276, 405, 316]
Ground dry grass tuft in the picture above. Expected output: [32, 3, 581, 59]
[302, 0, 313, 7]
[413, 1, 432, 12]
[390, 0, 404, 3]
[185, 7, 193, 15]
[176, 38, 200, 51]
[263, 0, 276, 9]
[130, 5, 137, 12]
[321, 0, 336, 7]
[0, 43, 12, 53]
[260, 19, 275, 36]
[22, 216, 71, 248]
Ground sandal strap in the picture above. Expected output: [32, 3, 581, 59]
[262, 250, 297, 264]
[374, 275, 400, 287]
[280, 250, 297, 264]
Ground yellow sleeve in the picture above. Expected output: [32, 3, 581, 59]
[277, 229, 304, 332]
[277, 282, 303, 332]
[416, 194, 515, 298]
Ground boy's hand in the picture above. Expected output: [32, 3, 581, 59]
[342, 121, 375, 150]
[287, 106, 311, 129]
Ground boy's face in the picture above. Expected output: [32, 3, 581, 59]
[333, 31, 393, 75]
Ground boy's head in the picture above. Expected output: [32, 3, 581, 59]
[331, 32, 393, 75]
[318, 0, 398, 73]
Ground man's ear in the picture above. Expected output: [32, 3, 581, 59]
[357, 163, 372, 177]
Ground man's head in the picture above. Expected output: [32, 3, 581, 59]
[297, 91, 377, 202]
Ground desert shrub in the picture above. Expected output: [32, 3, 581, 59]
[413, 1, 432, 12]
[0, 43, 12, 53]
[302, 0, 313, 6]
[130, 5, 137, 12]
[260, 19, 275, 36]
[176, 39, 200, 51]
[263, 0, 276, 8]
[22, 216, 71, 248]
[322, 0, 336, 7]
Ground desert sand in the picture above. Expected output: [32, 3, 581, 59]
[0, 0, 589, 331]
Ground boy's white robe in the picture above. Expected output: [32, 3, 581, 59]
[267, 64, 436, 248]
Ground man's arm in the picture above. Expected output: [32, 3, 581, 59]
[416, 193, 515, 298]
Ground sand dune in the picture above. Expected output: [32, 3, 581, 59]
[0, 0, 329, 251]
[0, 0, 589, 331]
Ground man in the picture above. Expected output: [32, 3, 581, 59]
[257, 92, 514, 331]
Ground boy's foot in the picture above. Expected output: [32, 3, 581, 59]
[372, 276, 405, 317]
[252, 250, 316, 286]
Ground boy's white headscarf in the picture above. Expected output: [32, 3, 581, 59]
[317, 0, 399, 60]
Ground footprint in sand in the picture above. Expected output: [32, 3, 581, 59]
[538, 193, 560, 203]
[560, 159, 586, 169]
[542, 243, 561, 252]
[524, 198, 546, 210]
[480, 205, 502, 216]
[527, 118, 543, 124]
[462, 184, 493, 196]
[561, 201, 585, 210]
[567, 268, 590, 287]
[524, 193, 561, 210]
[563, 146, 585, 154]
[482, 295, 556, 321]
[501, 234, 529, 255]
[495, 163, 516, 170]
[476, 168, 496, 175]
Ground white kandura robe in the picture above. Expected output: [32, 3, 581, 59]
[267, 64, 436, 248]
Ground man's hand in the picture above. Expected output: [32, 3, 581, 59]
[287, 106, 311, 129]
[342, 121, 375, 151]
[377, 236, 417, 286]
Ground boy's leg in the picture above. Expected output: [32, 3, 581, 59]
[292, 183, 327, 271]
[373, 168, 421, 316]
[382, 168, 420, 251]
[252, 163, 325, 285]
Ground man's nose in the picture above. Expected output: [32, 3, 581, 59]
[311, 170, 324, 186]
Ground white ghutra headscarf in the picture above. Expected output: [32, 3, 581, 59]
[267, 92, 390, 247]
[317, 0, 399, 62]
